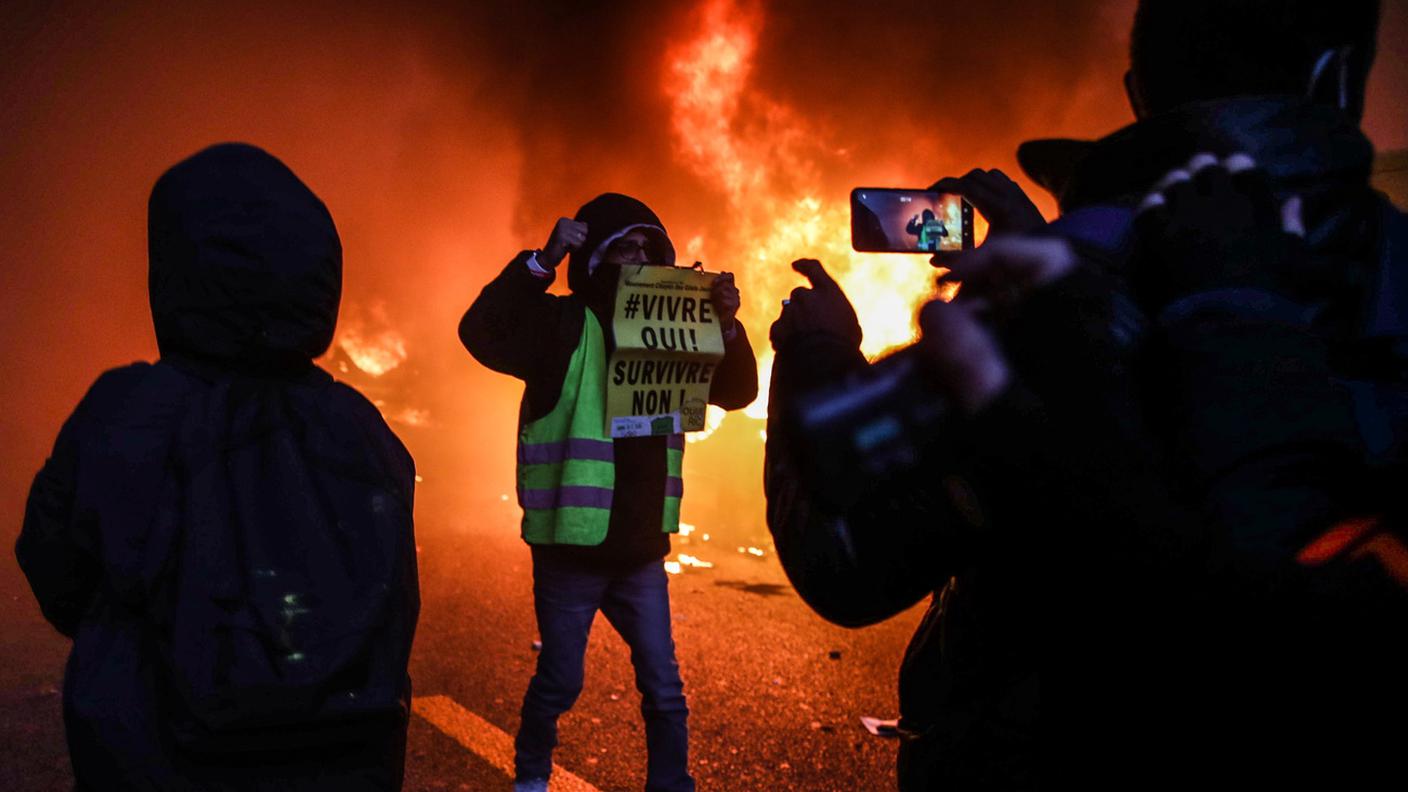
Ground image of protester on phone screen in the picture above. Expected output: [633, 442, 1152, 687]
[905, 208, 949, 252]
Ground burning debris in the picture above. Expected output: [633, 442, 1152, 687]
[320, 301, 437, 432]
[666, 526, 720, 574]
[336, 302, 408, 377]
[665, 551, 716, 575]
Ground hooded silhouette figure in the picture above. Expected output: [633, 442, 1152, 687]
[18, 143, 419, 791]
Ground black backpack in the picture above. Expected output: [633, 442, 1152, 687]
[148, 361, 418, 757]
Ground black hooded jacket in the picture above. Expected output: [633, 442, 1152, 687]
[460, 193, 758, 569]
[765, 272, 1196, 789]
[16, 143, 418, 791]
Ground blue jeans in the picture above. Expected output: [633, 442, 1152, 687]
[514, 553, 694, 792]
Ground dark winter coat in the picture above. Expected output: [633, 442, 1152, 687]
[1022, 96, 1408, 786]
[766, 97, 1408, 789]
[459, 194, 758, 570]
[765, 268, 1196, 790]
[16, 143, 419, 791]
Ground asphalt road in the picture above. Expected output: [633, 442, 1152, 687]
[1, 506, 926, 791]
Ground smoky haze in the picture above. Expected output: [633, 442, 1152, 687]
[2, 0, 1407, 569]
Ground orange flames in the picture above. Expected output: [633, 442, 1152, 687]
[686, 404, 729, 444]
[665, 0, 961, 425]
[335, 302, 408, 378]
[326, 302, 436, 430]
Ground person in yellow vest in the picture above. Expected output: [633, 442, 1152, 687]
[459, 193, 758, 792]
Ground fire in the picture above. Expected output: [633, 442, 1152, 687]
[330, 303, 432, 428]
[685, 404, 729, 443]
[393, 407, 432, 428]
[336, 302, 408, 377]
[665, 0, 956, 421]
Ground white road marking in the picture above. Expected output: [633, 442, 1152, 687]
[412, 695, 601, 792]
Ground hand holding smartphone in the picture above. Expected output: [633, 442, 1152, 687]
[851, 189, 974, 254]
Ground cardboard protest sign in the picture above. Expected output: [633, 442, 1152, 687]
[607, 265, 725, 437]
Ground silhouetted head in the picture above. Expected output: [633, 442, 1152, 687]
[1128, 0, 1381, 120]
[147, 143, 341, 373]
[922, 209, 936, 222]
[566, 193, 675, 298]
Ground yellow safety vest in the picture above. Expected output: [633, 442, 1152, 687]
[516, 310, 683, 545]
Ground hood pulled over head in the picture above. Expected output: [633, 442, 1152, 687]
[148, 142, 342, 371]
[566, 193, 675, 294]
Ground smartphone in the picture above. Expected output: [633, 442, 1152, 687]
[851, 188, 975, 254]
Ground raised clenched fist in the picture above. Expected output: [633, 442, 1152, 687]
[541, 217, 588, 268]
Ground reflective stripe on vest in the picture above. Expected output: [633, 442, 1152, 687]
[517, 310, 685, 545]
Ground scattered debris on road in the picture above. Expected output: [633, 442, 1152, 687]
[666, 552, 715, 575]
[860, 716, 901, 737]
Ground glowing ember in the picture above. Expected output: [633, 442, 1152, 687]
[666, 552, 714, 575]
[666, 0, 956, 420]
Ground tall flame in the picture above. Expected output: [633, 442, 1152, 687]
[665, 0, 958, 422]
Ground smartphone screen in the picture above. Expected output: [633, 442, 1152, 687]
[850, 189, 974, 254]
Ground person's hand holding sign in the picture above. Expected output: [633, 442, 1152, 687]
[541, 217, 589, 268]
[712, 272, 741, 335]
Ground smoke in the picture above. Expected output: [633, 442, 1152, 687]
[1, 0, 1406, 554]
[748, 1, 1134, 182]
